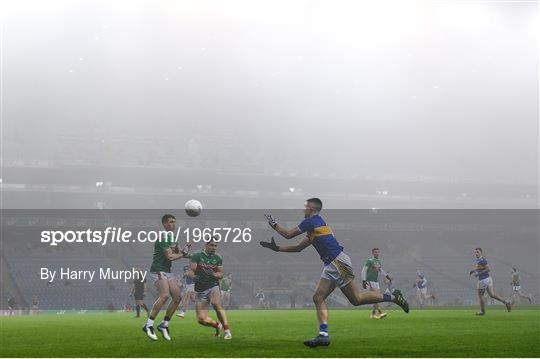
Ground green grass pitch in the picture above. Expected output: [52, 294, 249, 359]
[1, 308, 539, 357]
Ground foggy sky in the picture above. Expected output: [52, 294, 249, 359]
[2, 0, 538, 181]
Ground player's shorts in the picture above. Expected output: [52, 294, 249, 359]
[321, 252, 355, 288]
[476, 277, 493, 290]
[150, 271, 174, 285]
[185, 283, 195, 292]
[196, 286, 220, 303]
[512, 285, 521, 292]
[134, 291, 145, 300]
[368, 281, 380, 290]
[417, 287, 428, 295]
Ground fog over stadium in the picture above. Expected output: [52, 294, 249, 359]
[1, 0, 538, 210]
[0, 0, 539, 317]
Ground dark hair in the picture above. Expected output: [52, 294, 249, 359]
[161, 214, 176, 223]
[372, 248, 379, 252]
[306, 198, 323, 211]
[206, 236, 220, 243]
[475, 247, 483, 252]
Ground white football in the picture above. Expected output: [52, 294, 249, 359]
[185, 199, 202, 217]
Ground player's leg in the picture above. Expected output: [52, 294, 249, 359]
[135, 300, 140, 317]
[164, 279, 182, 318]
[144, 275, 171, 340]
[313, 278, 336, 333]
[195, 290, 222, 335]
[178, 289, 189, 317]
[517, 289, 533, 303]
[477, 288, 486, 315]
[211, 287, 231, 339]
[508, 290, 517, 305]
[141, 301, 149, 314]
[340, 280, 409, 313]
[415, 290, 422, 307]
[368, 283, 383, 319]
[135, 299, 142, 317]
[149, 278, 170, 317]
[304, 278, 335, 347]
[223, 291, 231, 308]
[156, 278, 181, 340]
[486, 285, 511, 311]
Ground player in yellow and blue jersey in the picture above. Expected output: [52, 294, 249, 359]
[260, 198, 409, 348]
[470, 248, 512, 315]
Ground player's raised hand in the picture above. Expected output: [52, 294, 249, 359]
[203, 268, 216, 277]
[260, 237, 279, 252]
[264, 214, 278, 229]
[181, 243, 192, 255]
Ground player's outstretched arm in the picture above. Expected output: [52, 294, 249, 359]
[260, 237, 311, 253]
[265, 214, 302, 239]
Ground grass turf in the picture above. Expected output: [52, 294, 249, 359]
[1, 308, 539, 357]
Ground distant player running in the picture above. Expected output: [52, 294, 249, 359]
[177, 265, 196, 318]
[142, 214, 191, 341]
[188, 239, 232, 340]
[509, 267, 533, 305]
[413, 271, 435, 307]
[470, 248, 512, 315]
[220, 273, 233, 309]
[361, 248, 391, 319]
[260, 198, 409, 348]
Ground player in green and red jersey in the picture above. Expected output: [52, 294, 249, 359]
[187, 239, 232, 340]
[361, 248, 391, 319]
[142, 214, 190, 341]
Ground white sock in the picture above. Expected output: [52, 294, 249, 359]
[162, 320, 169, 327]
[319, 332, 329, 337]
[146, 318, 154, 327]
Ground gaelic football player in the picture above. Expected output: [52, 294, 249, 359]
[177, 264, 196, 318]
[509, 267, 533, 305]
[361, 248, 391, 319]
[413, 271, 435, 307]
[220, 273, 233, 309]
[131, 267, 149, 318]
[470, 248, 512, 315]
[142, 214, 190, 341]
[188, 239, 232, 340]
[261, 198, 409, 348]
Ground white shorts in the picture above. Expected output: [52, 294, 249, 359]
[368, 281, 380, 290]
[512, 285, 521, 292]
[196, 286, 220, 303]
[477, 277, 493, 290]
[417, 287, 427, 295]
[150, 271, 174, 285]
[321, 252, 355, 288]
[185, 283, 195, 292]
